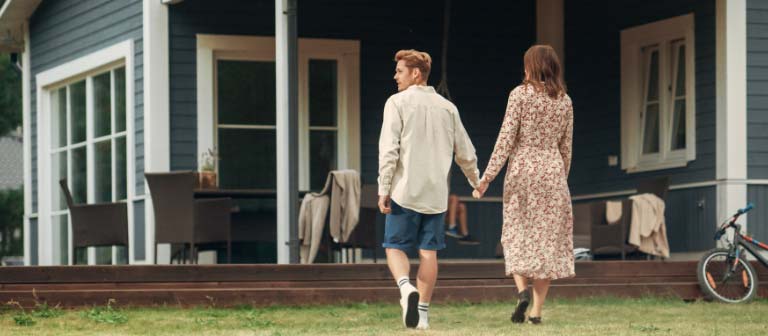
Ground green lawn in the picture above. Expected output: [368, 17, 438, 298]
[2, 297, 767, 335]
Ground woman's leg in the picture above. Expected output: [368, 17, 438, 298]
[513, 274, 528, 293]
[530, 279, 551, 317]
[510, 274, 531, 323]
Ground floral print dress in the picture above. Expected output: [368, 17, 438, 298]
[482, 85, 575, 280]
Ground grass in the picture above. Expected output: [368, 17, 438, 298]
[1, 297, 767, 335]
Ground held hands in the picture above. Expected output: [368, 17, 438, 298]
[473, 179, 489, 199]
[378, 195, 392, 214]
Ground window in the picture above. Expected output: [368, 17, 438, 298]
[621, 14, 695, 173]
[49, 67, 128, 265]
[198, 36, 360, 192]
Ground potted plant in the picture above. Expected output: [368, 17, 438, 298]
[197, 148, 218, 189]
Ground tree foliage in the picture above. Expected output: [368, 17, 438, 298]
[0, 53, 22, 137]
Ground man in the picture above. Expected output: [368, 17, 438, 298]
[378, 49, 481, 330]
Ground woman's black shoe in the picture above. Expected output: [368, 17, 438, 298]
[528, 316, 542, 325]
[510, 289, 531, 323]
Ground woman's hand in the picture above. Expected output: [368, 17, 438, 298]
[473, 180, 489, 199]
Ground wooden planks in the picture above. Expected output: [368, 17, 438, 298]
[1, 261, 766, 308]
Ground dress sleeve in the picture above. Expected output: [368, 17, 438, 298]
[559, 98, 574, 178]
[481, 88, 523, 183]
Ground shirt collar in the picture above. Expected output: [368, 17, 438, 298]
[407, 85, 436, 93]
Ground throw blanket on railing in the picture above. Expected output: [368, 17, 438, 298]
[628, 193, 670, 258]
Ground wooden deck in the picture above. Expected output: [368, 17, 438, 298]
[1, 261, 767, 308]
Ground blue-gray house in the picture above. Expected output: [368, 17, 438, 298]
[1, 0, 766, 265]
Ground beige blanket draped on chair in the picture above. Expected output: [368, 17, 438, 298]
[298, 170, 360, 264]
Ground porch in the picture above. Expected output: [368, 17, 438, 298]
[3, 260, 767, 308]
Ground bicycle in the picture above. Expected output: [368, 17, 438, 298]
[697, 203, 768, 303]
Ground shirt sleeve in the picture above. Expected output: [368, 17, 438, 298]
[452, 108, 481, 188]
[377, 98, 402, 196]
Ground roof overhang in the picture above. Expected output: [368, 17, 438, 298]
[0, 0, 42, 53]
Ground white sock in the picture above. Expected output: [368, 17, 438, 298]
[397, 276, 414, 297]
[418, 302, 429, 324]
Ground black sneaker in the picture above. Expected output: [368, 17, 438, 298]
[528, 316, 542, 325]
[510, 289, 531, 323]
[457, 235, 480, 245]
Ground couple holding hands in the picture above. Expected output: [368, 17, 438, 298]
[377, 45, 575, 329]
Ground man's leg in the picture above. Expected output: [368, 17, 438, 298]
[382, 201, 420, 328]
[416, 249, 438, 302]
[386, 248, 410, 284]
[415, 211, 446, 330]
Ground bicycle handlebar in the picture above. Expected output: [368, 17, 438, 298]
[714, 203, 756, 241]
[737, 203, 754, 215]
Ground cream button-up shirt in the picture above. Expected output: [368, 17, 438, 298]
[378, 85, 481, 214]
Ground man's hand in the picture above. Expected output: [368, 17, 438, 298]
[473, 180, 489, 199]
[378, 195, 392, 214]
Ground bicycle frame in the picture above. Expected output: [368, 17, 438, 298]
[730, 229, 768, 269]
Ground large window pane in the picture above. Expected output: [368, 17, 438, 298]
[309, 60, 338, 127]
[93, 72, 112, 138]
[70, 81, 87, 144]
[94, 140, 112, 203]
[671, 100, 686, 150]
[52, 214, 68, 265]
[675, 45, 686, 96]
[116, 136, 127, 200]
[310, 131, 337, 191]
[71, 146, 87, 204]
[52, 152, 68, 211]
[114, 67, 126, 133]
[95, 247, 112, 265]
[217, 60, 276, 125]
[642, 104, 660, 154]
[646, 49, 659, 102]
[51, 88, 67, 148]
[218, 129, 276, 189]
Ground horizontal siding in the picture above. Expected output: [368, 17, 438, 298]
[29, 0, 143, 212]
[565, 0, 717, 195]
[748, 1, 768, 179]
[664, 187, 717, 252]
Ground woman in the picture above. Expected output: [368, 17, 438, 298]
[473, 45, 575, 325]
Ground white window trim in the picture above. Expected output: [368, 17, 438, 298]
[196, 34, 361, 190]
[620, 14, 696, 173]
[36, 40, 135, 265]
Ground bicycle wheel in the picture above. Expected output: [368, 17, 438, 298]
[697, 248, 758, 303]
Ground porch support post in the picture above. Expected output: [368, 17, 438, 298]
[536, 0, 565, 68]
[144, 0, 171, 263]
[22, 21, 32, 265]
[716, 0, 748, 233]
[276, 0, 299, 264]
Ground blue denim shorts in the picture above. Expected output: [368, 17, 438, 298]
[382, 200, 446, 251]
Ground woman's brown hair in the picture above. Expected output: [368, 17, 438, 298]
[522, 45, 566, 99]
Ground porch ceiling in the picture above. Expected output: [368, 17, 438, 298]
[0, 0, 42, 52]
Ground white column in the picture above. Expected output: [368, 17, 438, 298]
[143, 0, 171, 263]
[275, 0, 299, 264]
[536, 0, 565, 67]
[22, 21, 32, 265]
[715, 0, 748, 231]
